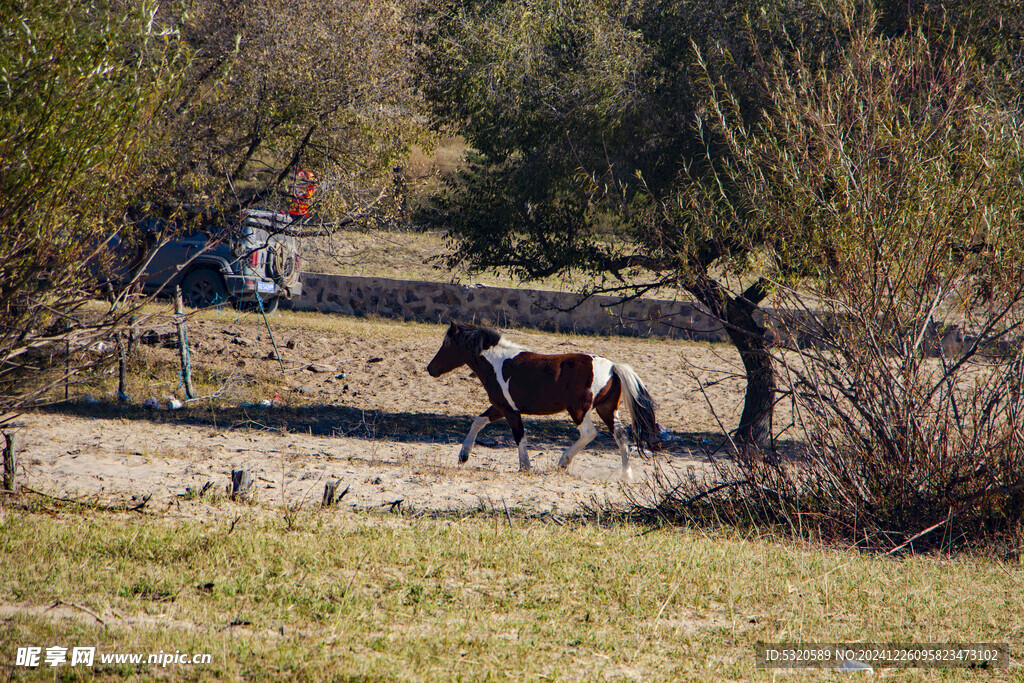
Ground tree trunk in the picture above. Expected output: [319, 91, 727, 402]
[725, 288, 774, 449]
[690, 275, 775, 451]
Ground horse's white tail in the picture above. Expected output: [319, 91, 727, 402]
[612, 364, 660, 453]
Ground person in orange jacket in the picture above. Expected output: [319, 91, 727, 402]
[288, 168, 318, 219]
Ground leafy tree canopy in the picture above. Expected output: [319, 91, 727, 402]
[422, 0, 1022, 284]
[146, 0, 428, 220]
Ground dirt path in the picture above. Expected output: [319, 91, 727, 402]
[9, 314, 758, 514]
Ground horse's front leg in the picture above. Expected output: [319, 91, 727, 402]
[505, 410, 530, 472]
[558, 411, 598, 470]
[459, 405, 504, 464]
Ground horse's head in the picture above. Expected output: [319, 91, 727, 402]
[428, 321, 502, 377]
[427, 322, 471, 377]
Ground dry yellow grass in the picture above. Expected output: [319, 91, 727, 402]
[1, 503, 1021, 681]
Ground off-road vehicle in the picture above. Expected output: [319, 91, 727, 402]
[111, 208, 302, 312]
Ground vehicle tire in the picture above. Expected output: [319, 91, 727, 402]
[181, 268, 228, 309]
[260, 296, 280, 314]
[236, 295, 280, 314]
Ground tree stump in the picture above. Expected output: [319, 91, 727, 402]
[322, 479, 347, 507]
[229, 469, 254, 501]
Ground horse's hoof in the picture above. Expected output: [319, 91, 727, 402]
[458, 448, 470, 464]
[622, 468, 634, 482]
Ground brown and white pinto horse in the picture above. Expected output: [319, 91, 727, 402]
[427, 322, 659, 479]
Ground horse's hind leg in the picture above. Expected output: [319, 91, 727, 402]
[596, 397, 633, 481]
[613, 417, 634, 482]
[505, 410, 531, 472]
[557, 411, 598, 470]
[460, 405, 504, 464]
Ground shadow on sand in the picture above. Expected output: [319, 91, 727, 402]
[34, 398, 737, 459]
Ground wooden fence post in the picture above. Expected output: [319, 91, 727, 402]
[174, 287, 196, 400]
[127, 315, 139, 357]
[117, 332, 129, 402]
[2, 432, 16, 493]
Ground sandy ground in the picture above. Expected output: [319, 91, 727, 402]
[8, 314, 760, 515]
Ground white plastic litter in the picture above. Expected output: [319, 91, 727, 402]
[836, 659, 874, 674]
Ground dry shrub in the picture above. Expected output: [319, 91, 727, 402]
[646, 304, 1024, 553]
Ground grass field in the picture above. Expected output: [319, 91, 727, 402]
[299, 227, 616, 293]
[2, 501, 1021, 681]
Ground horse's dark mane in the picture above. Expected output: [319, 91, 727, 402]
[452, 322, 501, 356]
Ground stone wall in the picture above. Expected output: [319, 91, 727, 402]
[291, 273, 986, 356]
[292, 273, 730, 341]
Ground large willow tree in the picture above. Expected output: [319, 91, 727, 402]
[420, 0, 1022, 450]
